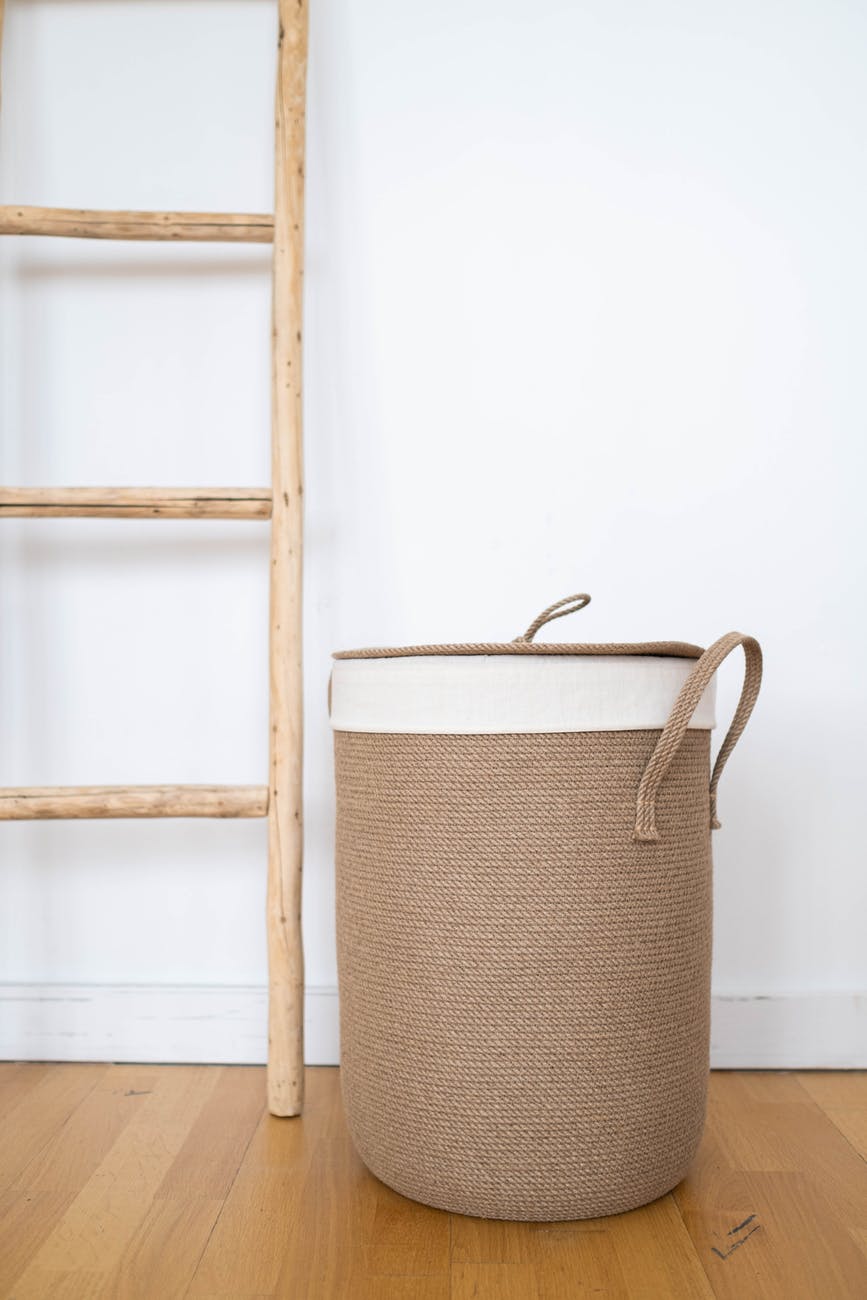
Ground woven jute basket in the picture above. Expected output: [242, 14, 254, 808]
[331, 594, 762, 1221]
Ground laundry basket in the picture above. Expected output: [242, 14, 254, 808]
[330, 594, 762, 1221]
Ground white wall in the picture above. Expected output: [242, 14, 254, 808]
[1, 0, 865, 1066]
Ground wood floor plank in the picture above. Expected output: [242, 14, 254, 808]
[187, 1068, 333, 1297]
[349, 1281, 449, 1300]
[557, 1228, 633, 1299]
[282, 1154, 370, 1299]
[263, 1281, 448, 1300]
[8, 1269, 107, 1298]
[98, 1195, 224, 1299]
[819, 1107, 867, 1161]
[154, 1066, 265, 1199]
[673, 1112, 756, 1223]
[605, 1196, 714, 1299]
[708, 1074, 867, 1225]
[7, 1066, 221, 1297]
[0, 1063, 52, 1118]
[0, 1189, 79, 1295]
[2, 1067, 865, 1298]
[451, 1216, 630, 1297]
[797, 1070, 867, 1159]
[12, 1066, 159, 1192]
[715, 1070, 810, 1105]
[188, 1164, 315, 1297]
[0, 1064, 109, 1191]
[450, 1224, 642, 1300]
[530, 1224, 630, 1299]
[451, 1260, 541, 1299]
[451, 1215, 539, 1265]
[276, 1070, 449, 1299]
[796, 1071, 867, 1111]
[363, 1181, 451, 1278]
[190, 1067, 451, 1299]
[681, 1170, 867, 1300]
[677, 1073, 867, 1298]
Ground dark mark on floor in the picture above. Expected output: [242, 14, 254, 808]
[712, 1225, 761, 1260]
[125, 1089, 152, 1096]
[728, 1213, 757, 1236]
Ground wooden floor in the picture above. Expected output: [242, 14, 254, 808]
[0, 1067, 864, 1298]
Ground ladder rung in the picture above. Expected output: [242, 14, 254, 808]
[0, 488, 272, 520]
[0, 206, 275, 243]
[0, 785, 269, 820]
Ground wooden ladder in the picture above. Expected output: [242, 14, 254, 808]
[0, 0, 308, 1118]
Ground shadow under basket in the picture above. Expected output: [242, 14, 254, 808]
[330, 594, 762, 1220]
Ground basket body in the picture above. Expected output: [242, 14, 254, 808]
[331, 629, 761, 1221]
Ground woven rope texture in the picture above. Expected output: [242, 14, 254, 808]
[333, 639, 704, 661]
[335, 729, 713, 1220]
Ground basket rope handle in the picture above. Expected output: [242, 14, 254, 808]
[634, 631, 763, 842]
[515, 593, 591, 643]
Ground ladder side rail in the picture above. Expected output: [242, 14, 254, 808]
[267, 0, 307, 1119]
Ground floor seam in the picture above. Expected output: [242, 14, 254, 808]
[669, 1188, 721, 1299]
[181, 1069, 268, 1299]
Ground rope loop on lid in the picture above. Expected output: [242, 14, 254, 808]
[514, 593, 591, 643]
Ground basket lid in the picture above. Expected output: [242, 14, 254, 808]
[330, 593, 715, 734]
[332, 593, 704, 661]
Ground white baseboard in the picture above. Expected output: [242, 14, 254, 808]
[709, 991, 866, 1069]
[0, 985, 864, 1068]
[0, 984, 339, 1066]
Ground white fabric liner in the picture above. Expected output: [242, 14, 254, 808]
[330, 655, 716, 735]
